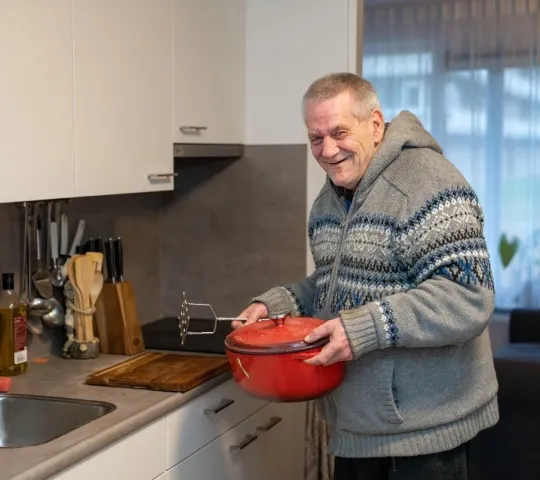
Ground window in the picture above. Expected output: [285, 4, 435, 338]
[363, 51, 540, 309]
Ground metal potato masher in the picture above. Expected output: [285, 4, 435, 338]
[178, 291, 248, 345]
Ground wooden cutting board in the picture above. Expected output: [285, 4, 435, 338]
[85, 352, 230, 392]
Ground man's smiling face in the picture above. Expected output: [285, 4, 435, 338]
[305, 90, 383, 191]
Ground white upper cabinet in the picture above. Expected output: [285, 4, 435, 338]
[72, 0, 174, 198]
[0, 0, 248, 205]
[174, 0, 245, 145]
[0, 1, 75, 203]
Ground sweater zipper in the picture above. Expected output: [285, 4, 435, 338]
[324, 192, 357, 313]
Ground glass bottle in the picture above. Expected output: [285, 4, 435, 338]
[0, 273, 28, 376]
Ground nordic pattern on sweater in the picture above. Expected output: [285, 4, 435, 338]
[284, 185, 494, 347]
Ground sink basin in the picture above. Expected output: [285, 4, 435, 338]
[0, 394, 116, 448]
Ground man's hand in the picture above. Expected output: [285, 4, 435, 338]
[231, 302, 269, 329]
[303, 317, 353, 366]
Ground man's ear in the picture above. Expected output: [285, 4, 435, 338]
[371, 109, 385, 144]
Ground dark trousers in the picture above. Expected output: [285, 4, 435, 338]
[334, 442, 469, 480]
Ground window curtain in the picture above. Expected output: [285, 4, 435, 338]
[363, 0, 540, 309]
[305, 401, 334, 480]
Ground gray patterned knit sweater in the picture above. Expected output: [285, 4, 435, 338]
[253, 110, 499, 458]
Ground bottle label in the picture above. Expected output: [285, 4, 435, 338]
[14, 313, 27, 365]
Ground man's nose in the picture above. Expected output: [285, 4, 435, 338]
[321, 137, 339, 159]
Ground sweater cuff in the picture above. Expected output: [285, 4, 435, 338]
[251, 287, 296, 316]
[339, 306, 379, 359]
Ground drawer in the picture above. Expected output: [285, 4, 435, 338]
[166, 378, 267, 468]
[168, 401, 307, 480]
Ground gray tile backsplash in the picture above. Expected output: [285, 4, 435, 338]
[160, 145, 308, 318]
[63, 192, 163, 327]
[0, 145, 307, 358]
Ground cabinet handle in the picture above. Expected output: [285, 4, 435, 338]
[179, 125, 208, 133]
[256, 416, 282, 432]
[229, 434, 258, 453]
[203, 398, 235, 415]
[147, 173, 178, 180]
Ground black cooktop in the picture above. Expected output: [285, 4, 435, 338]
[141, 316, 232, 354]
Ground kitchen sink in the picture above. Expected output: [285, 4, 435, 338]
[0, 394, 116, 448]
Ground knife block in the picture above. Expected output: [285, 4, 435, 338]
[94, 281, 145, 355]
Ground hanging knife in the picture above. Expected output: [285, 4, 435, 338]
[113, 237, 124, 282]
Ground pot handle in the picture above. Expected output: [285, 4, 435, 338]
[293, 349, 321, 361]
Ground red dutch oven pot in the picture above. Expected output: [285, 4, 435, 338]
[224, 314, 345, 402]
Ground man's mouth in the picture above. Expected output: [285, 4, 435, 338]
[328, 156, 350, 166]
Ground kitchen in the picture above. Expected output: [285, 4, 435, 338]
[0, 1, 360, 480]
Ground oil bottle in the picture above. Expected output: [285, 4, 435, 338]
[0, 273, 28, 376]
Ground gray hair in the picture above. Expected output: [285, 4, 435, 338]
[301, 72, 380, 120]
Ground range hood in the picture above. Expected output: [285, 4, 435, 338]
[173, 143, 244, 159]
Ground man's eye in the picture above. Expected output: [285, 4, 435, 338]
[310, 137, 323, 145]
[334, 131, 347, 139]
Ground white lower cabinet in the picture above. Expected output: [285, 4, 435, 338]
[167, 401, 306, 480]
[51, 417, 167, 480]
[50, 383, 306, 480]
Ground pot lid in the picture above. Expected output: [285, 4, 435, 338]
[224, 315, 328, 354]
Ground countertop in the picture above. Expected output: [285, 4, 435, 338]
[0, 352, 232, 480]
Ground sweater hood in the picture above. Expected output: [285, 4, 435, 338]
[329, 110, 443, 200]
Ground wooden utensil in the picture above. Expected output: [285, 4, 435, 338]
[73, 255, 95, 341]
[85, 252, 105, 349]
[67, 255, 84, 341]
[86, 251, 104, 274]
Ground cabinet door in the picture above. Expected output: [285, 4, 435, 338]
[174, 0, 245, 145]
[0, 0, 75, 203]
[73, 0, 174, 198]
[50, 418, 167, 480]
[248, 402, 306, 480]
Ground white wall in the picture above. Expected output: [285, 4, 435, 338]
[244, 0, 361, 274]
[245, 0, 359, 146]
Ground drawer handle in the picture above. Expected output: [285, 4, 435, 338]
[203, 398, 235, 415]
[230, 434, 258, 453]
[257, 416, 282, 432]
[179, 125, 208, 133]
[147, 173, 178, 180]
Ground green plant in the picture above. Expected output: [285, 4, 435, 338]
[499, 233, 520, 269]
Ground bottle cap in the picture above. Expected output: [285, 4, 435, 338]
[2, 273, 14, 290]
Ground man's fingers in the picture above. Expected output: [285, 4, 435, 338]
[304, 322, 331, 343]
[231, 303, 269, 330]
[231, 310, 249, 329]
[303, 344, 338, 366]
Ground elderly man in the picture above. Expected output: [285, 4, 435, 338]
[232, 73, 498, 480]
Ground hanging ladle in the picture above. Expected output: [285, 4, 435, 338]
[49, 217, 64, 287]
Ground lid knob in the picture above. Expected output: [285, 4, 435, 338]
[269, 313, 287, 326]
